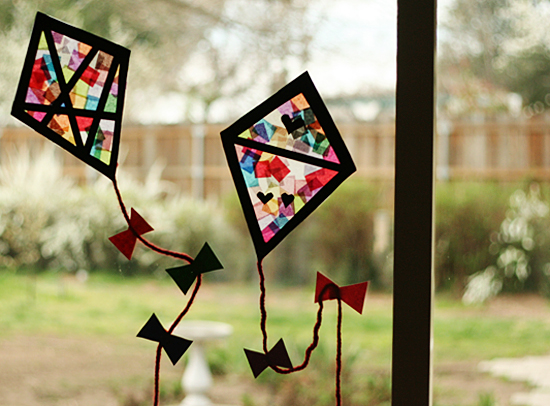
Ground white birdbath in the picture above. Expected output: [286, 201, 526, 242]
[173, 321, 233, 406]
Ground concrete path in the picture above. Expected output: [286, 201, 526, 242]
[479, 355, 550, 406]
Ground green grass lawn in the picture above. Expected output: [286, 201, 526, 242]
[0, 271, 394, 373]
[1, 271, 550, 406]
[2, 272, 550, 363]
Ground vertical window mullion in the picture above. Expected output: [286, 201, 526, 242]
[392, 1, 436, 405]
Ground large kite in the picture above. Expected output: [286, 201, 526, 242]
[222, 72, 369, 405]
[11, 13, 223, 406]
[12, 12, 126, 179]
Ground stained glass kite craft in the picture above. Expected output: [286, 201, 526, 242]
[221, 72, 356, 260]
[11, 12, 129, 179]
[222, 72, 367, 406]
[11, 13, 224, 406]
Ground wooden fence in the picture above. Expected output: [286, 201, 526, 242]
[1, 118, 550, 199]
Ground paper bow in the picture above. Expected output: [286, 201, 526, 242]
[137, 313, 192, 365]
[314, 272, 369, 314]
[244, 338, 293, 378]
[109, 208, 153, 260]
[165, 242, 223, 295]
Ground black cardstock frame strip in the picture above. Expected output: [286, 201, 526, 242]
[11, 12, 129, 180]
[221, 72, 356, 260]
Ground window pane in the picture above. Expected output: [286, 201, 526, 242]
[0, 1, 397, 405]
[435, 1, 550, 404]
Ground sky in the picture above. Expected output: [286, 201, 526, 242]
[139, 0, 458, 123]
[307, 0, 398, 95]
[301, 0, 455, 96]
[140, 0, 402, 124]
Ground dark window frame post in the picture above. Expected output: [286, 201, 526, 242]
[392, 0, 436, 405]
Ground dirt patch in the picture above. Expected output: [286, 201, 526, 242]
[0, 335, 170, 406]
[484, 294, 550, 319]
[434, 361, 531, 406]
[0, 334, 268, 406]
[0, 335, 535, 406]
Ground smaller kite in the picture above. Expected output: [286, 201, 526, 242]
[221, 71, 356, 260]
[222, 72, 367, 405]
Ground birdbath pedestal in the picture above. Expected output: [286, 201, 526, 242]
[173, 321, 233, 406]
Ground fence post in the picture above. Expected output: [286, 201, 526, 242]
[437, 116, 451, 181]
[143, 127, 158, 178]
[191, 124, 205, 200]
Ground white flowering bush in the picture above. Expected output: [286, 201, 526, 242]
[463, 184, 550, 303]
[0, 146, 245, 277]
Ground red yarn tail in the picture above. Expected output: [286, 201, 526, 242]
[257, 260, 325, 373]
[336, 296, 342, 406]
[256, 260, 344, 405]
[111, 177, 204, 406]
[112, 177, 193, 263]
[152, 275, 202, 406]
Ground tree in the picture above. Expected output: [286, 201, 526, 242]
[439, 0, 550, 114]
[0, 0, 317, 124]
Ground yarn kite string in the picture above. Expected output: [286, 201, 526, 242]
[112, 177, 200, 406]
[256, 260, 344, 405]
[153, 275, 202, 406]
[336, 294, 343, 406]
[112, 177, 194, 263]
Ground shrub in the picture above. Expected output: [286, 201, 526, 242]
[0, 146, 246, 277]
[463, 183, 550, 303]
[434, 182, 512, 293]
[307, 179, 388, 287]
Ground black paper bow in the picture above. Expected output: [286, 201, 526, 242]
[165, 242, 223, 294]
[244, 338, 293, 378]
[137, 313, 192, 365]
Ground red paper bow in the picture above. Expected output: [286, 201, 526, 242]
[314, 272, 369, 314]
[109, 208, 153, 260]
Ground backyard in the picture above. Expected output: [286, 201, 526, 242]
[2, 0, 550, 405]
[0, 145, 550, 405]
[1, 271, 549, 406]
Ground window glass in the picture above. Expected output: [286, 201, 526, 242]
[435, 1, 550, 404]
[0, 1, 397, 405]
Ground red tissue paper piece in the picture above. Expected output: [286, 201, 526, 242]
[109, 208, 154, 260]
[314, 272, 368, 314]
[244, 338, 293, 378]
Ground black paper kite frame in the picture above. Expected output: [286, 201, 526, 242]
[221, 71, 356, 260]
[11, 12, 130, 180]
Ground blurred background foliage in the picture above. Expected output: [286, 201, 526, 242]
[0, 0, 317, 124]
[439, 0, 550, 117]
[3, 147, 550, 303]
[1, 0, 550, 301]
